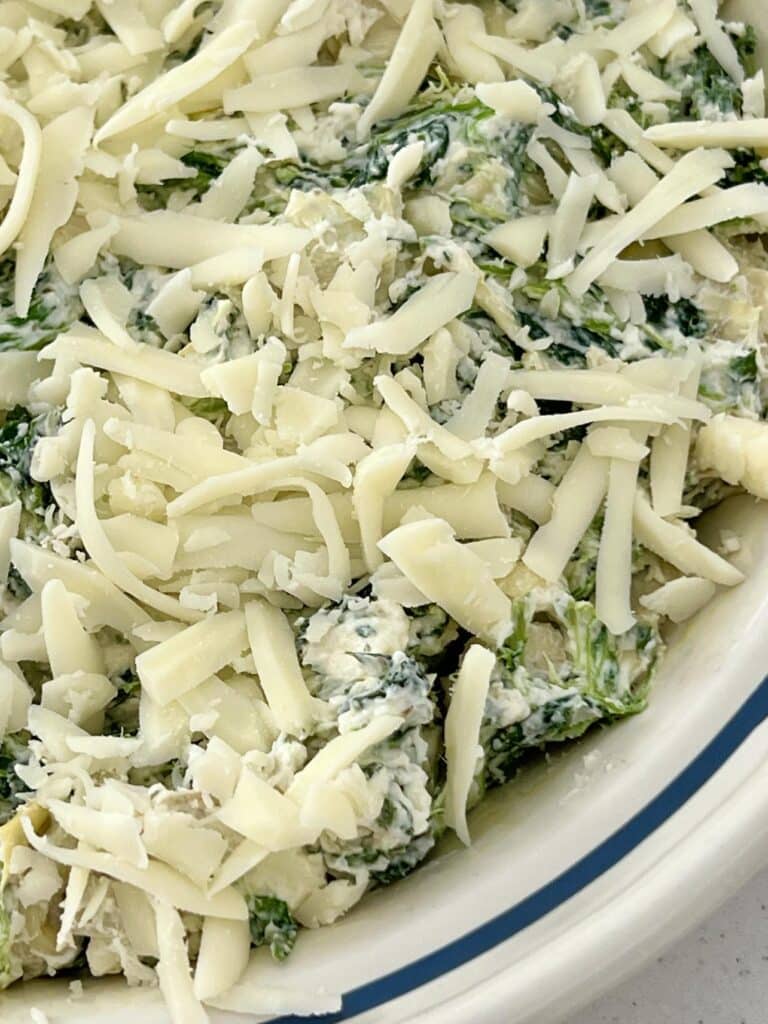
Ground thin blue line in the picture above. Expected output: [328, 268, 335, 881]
[275, 675, 768, 1023]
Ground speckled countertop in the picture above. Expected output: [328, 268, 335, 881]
[568, 868, 768, 1024]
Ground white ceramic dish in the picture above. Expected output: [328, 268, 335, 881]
[4, 496, 768, 1024]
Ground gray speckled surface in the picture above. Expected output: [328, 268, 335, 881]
[568, 868, 768, 1024]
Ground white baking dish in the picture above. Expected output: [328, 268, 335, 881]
[4, 496, 768, 1024]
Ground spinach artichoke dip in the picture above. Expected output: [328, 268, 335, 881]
[0, 0, 764, 1016]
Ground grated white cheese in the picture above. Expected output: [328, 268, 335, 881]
[136, 611, 248, 706]
[645, 119, 768, 149]
[0, 98, 41, 261]
[568, 148, 733, 295]
[42, 328, 207, 398]
[444, 644, 495, 845]
[443, 5, 503, 85]
[353, 443, 415, 572]
[484, 217, 550, 269]
[345, 273, 477, 355]
[379, 517, 512, 645]
[633, 493, 744, 586]
[358, 0, 442, 134]
[110, 212, 311, 270]
[523, 443, 608, 582]
[547, 173, 599, 279]
[596, 455, 639, 635]
[154, 901, 209, 1024]
[650, 347, 702, 517]
[244, 600, 317, 736]
[15, 106, 93, 317]
[687, 0, 744, 85]
[95, 20, 263, 143]
[225, 65, 365, 115]
[639, 576, 717, 623]
[475, 80, 546, 123]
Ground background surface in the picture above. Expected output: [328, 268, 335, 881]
[568, 868, 768, 1024]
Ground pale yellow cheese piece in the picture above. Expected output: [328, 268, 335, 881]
[194, 917, 251, 1003]
[15, 106, 93, 316]
[224, 65, 364, 114]
[95, 21, 263, 142]
[40, 579, 105, 677]
[42, 327, 207, 398]
[244, 600, 318, 736]
[217, 767, 308, 851]
[596, 457, 640, 635]
[110, 212, 311, 270]
[358, 0, 442, 134]
[379, 517, 512, 645]
[484, 216, 550, 269]
[0, 98, 42, 261]
[136, 611, 248, 706]
[345, 273, 477, 356]
[22, 816, 248, 919]
[633, 492, 743, 586]
[444, 644, 495, 845]
[523, 444, 608, 583]
[286, 714, 404, 804]
[0, 353, 42, 410]
[568, 148, 733, 296]
[154, 901, 209, 1024]
[639, 576, 717, 623]
[443, 5, 503, 85]
[353, 443, 414, 572]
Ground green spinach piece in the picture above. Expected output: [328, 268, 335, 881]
[481, 595, 660, 790]
[644, 296, 708, 338]
[0, 262, 82, 351]
[0, 407, 56, 542]
[246, 895, 299, 961]
[0, 732, 30, 825]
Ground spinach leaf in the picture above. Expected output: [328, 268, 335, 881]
[246, 896, 299, 961]
[0, 262, 82, 351]
[0, 407, 56, 542]
[0, 732, 30, 825]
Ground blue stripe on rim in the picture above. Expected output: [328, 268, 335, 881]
[275, 675, 768, 1023]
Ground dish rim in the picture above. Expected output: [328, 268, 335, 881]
[268, 673, 768, 1024]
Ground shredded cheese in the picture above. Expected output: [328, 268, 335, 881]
[244, 600, 317, 736]
[15, 106, 93, 317]
[95, 21, 263, 143]
[379, 517, 512, 645]
[633, 492, 743, 586]
[596, 456, 640, 635]
[444, 644, 495, 845]
[523, 444, 608, 582]
[136, 611, 248, 706]
[568, 149, 733, 295]
[346, 273, 477, 355]
[0, 98, 41, 260]
[639, 576, 717, 623]
[42, 327, 207, 398]
[358, 0, 442, 134]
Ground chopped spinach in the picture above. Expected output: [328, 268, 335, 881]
[480, 594, 660, 790]
[728, 350, 759, 385]
[246, 895, 299, 961]
[0, 262, 82, 351]
[104, 672, 141, 737]
[644, 295, 708, 338]
[0, 732, 30, 825]
[0, 407, 56, 542]
[665, 27, 757, 122]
